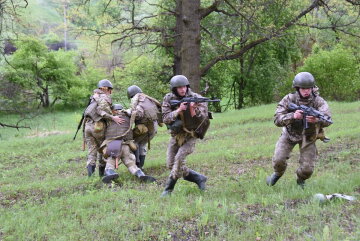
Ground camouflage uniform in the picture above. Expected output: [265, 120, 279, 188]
[272, 91, 332, 182]
[99, 110, 156, 183]
[162, 89, 208, 184]
[129, 93, 161, 167]
[84, 89, 113, 168]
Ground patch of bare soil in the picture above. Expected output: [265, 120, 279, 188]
[163, 218, 217, 241]
[26, 130, 70, 138]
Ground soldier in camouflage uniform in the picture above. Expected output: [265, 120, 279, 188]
[83, 79, 124, 177]
[126, 85, 162, 169]
[161, 75, 208, 197]
[99, 104, 156, 183]
[266, 72, 332, 188]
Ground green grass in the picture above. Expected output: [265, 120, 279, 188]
[0, 101, 359, 240]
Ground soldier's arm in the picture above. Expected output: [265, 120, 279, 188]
[315, 97, 332, 127]
[96, 97, 113, 120]
[162, 95, 180, 124]
[274, 95, 295, 127]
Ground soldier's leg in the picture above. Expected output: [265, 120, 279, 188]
[97, 152, 105, 177]
[93, 129, 106, 176]
[267, 134, 296, 186]
[121, 145, 156, 182]
[171, 137, 196, 179]
[296, 142, 317, 187]
[84, 122, 97, 176]
[161, 137, 180, 197]
[179, 138, 207, 190]
[102, 155, 119, 183]
[166, 137, 179, 172]
[138, 142, 147, 169]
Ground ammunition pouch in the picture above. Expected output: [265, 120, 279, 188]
[94, 120, 105, 133]
[133, 124, 148, 137]
[128, 140, 138, 152]
[167, 119, 183, 134]
[194, 117, 210, 140]
[104, 140, 122, 158]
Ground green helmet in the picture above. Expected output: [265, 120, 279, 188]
[292, 72, 315, 88]
[170, 75, 190, 90]
[113, 104, 123, 110]
[127, 85, 142, 99]
[98, 79, 113, 89]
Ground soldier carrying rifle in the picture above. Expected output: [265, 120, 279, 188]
[266, 72, 333, 188]
[160, 75, 219, 197]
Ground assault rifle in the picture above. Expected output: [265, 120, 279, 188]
[170, 97, 220, 108]
[73, 98, 92, 141]
[288, 103, 333, 129]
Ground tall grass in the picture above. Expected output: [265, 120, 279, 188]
[0, 101, 359, 240]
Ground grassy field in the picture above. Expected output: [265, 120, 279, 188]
[0, 102, 359, 240]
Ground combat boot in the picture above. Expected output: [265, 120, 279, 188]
[102, 169, 119, 183]
[297, 178, 305, 189]
[266, 173, 281, 186]
[161, 176, 178, 197]
[87, 164, 96, 177]
[183, 170, 207, 191]
[135, 169, 156, 183]
[99, 165, 105, 177]
[138, 155, 146, 169]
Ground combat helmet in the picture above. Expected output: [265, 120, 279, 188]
[292, 72, 315, 88]
[127, 85, 142, 99]
[170, 75, 190, 90]
[113, 104, 123, 110]
[98, 79, 113, 89]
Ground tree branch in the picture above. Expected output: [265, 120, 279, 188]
[200, 0, 323, 76]
[200, 0, 223, 19]
[0, 122, 30, 129]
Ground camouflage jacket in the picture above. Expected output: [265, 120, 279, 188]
[129, 93, 161, 124]
[162, 89, 208, 136]
[84, 89, 113, 122]
[274, 91, 332, 142]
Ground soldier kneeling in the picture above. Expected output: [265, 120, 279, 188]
[99, 104, 156, 184]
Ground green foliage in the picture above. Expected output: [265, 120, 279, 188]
[2, 36, 87, 108]
[300, 44, 360, 101]
[112, 54, 172, 103]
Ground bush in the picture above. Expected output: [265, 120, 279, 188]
[300, 44, 360, 101]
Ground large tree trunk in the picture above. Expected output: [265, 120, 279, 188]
[174, 0, 201, 92]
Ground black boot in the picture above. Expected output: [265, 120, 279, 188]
[183, 170, 207, 191]
[135, 169, 156, 183]
[266, 173, 281, 186]
[99, 165, 105, 177]
[297, 178, 305, 189]
[138, 155, 146, 169]
[87, 164, 96, 177]
[102, 169, 119, 183]
[161, 176, 178, 197]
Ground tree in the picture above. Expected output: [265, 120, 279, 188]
[3, 36, 84, 108]
[72, 0, 359, 94]
[300, 44, 360, 101]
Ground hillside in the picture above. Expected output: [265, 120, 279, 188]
[0, 102, 359, 240]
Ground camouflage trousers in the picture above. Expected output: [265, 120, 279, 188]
[134, 121, 158, 156]
[84, 120, 106, 167]
[105, 145, 140, 175]
[272, 133, 317, 180]
[166, 135, 196, 179]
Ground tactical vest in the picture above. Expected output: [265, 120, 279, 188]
[169, 92, 210, 139]
[286, 92, 317, 136]
[105, 112, 133, 141]
[84, 98, 102, 122]
[138, 94, 160, 122]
